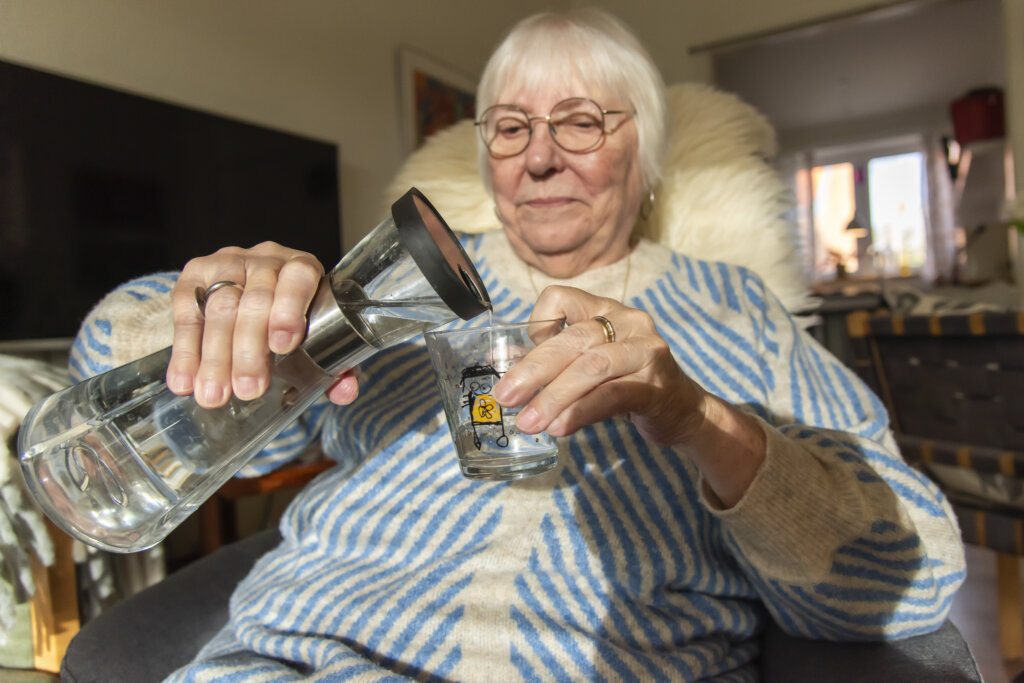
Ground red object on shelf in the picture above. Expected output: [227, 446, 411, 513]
[950, 88, 1005, 146]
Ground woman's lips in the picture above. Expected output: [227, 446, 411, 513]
[524, 196, 574, 208]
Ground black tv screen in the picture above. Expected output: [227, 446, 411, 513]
[0, 59, 341, 343]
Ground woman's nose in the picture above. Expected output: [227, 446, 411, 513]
[523, 123, 564, 175]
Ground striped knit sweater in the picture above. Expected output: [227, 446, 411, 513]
[71, 230, 965, 682]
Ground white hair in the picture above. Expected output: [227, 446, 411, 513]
[476, 8, 668, 192]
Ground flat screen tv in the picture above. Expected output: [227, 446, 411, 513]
[0, 59, 341, 344]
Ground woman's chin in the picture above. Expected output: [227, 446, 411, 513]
[512, 211, 591, 246]
[517, 201, 583, 223]
[515, 227, 590, 257]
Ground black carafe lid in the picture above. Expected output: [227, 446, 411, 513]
[391, 188, 491, 320]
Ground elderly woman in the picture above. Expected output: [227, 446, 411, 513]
[67, 9, 964, 682]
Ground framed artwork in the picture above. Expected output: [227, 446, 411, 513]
[396, 46, 476, 154]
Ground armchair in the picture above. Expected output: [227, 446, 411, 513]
[57, 82, 982, 681]
[62, 528, 981, 682]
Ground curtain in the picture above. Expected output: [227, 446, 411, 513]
[923, 133, 957, 284]
[774, 151, 815, 282]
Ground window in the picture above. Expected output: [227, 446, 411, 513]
[867, 153, 928, 275]
[792, 137, 932, 283]
[808, 162, 858, 277]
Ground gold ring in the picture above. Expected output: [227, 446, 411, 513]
[592, 315, 615, 344]
[195, 280, 244, 316]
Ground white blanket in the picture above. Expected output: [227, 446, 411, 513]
[0, 354, 67, 643]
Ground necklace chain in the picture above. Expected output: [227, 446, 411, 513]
[526, 249, 632, 303]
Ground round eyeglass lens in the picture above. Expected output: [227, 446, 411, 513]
[548, 98, 604, 152]
[479, 106, 530, 158]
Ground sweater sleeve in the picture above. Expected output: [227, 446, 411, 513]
[69, 273, 330, 477]
[699, 268, 965, 641]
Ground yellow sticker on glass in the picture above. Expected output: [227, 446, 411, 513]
[471, 394, 502, 425]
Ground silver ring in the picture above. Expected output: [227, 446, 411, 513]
[592, 315, 615, 344]
[195, 280, 244, 316]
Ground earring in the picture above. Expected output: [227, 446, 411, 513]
[639, 190, 655, 221]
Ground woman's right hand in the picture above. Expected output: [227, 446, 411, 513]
[167, 241, 359, 409]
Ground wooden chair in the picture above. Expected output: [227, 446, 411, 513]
[0, 519, 81, 675]
[847, 310, 1024, 661]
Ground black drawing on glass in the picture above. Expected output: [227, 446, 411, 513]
[459, 363, 508, 450]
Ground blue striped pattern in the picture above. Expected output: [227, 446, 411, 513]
[69, 272, 180, 381]
[75, 243, 962, 681]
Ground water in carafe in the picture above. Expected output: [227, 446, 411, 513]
[19, 188, 490, 553]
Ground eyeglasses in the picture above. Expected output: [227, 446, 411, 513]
[475, 97, 634, 158]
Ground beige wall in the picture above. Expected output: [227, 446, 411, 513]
[1, 0, 1006, 252]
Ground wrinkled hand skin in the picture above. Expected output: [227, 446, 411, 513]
[493, 285, 766, 508]
[166, 241, 359, 409]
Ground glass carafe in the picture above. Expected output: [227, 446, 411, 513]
[18, 188, 490, 553]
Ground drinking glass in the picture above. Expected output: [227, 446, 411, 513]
[424, 319, 564, 480]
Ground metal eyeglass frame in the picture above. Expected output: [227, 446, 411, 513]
[474, 97, 634, 158]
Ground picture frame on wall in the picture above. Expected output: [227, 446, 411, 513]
[395, 46, 476, 155]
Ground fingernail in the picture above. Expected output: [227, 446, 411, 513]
[517, 406, 540, 432]
[270, 331, 299, 354]
[235, 375, 260, 400]
[336, 375, 358, 403]
[200, 380, 225, 406]
[548, 415, 566, 436]
[492, 378, 511, 403]
[494, 375, 525, 405]
[167, 371, 192, 394]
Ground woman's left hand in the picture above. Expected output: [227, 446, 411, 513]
[491, 285, 766, 507]
[492, 286, 705, 445]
